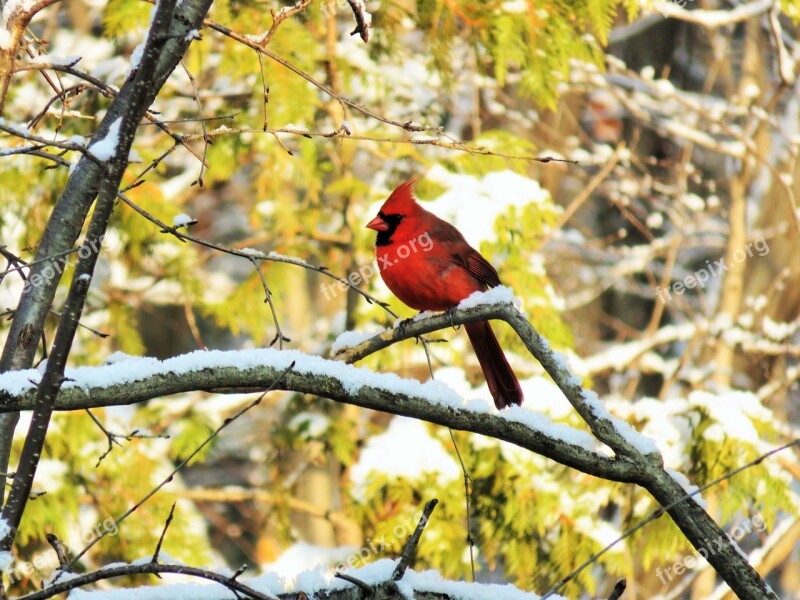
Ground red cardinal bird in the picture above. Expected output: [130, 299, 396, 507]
[366, 178, 523, 409]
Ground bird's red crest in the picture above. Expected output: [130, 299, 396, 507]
[380, 176, 419, 214]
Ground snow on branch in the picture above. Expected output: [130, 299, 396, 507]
[0, 318, 636, 483]
[25, 560, 559, 600]
[23, 499, 562, 600]
[0, 292, 778, 599]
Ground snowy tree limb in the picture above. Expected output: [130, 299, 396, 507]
[20, 562, 280, 600]
[21, 557, 548, 600]
[0, 344, 636, 483]
[0, 299, 781, 598]
[20, 500, 561, 600]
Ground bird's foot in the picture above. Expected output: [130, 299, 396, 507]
[396, 316, 414, 337]
[444, 306, 460, 329]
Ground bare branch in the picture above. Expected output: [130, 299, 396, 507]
[393, 499, 438, 580]
[191, 123, 574, 164]
[0, 0, 63, 114]
[44, 533, 69, 569]
[204, 17, 440, 134]
[116, 191, 401, 319]
[249, 258, 291, 348]
[151, 502, 176, 567]
[345, 0, 370, 42]
[334, 572, 375, 594]
[260, 0, 312, 47]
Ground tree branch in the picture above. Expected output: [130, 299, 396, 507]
[0, 297, 779, 599]
[0, 0, 63, 115]
[21, 562, 279, 600]
[0, 344, 636, 483]
[23, 507, 550, 600]
[393, 499, 438, 580]
[345, 0, 371, 42]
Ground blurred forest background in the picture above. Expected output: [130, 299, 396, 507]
[1, 0, 800, 598]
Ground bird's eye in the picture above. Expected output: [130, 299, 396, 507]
[380, 212, 404, 225]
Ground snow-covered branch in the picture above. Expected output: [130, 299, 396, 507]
[20, 498, 563, 600]
[0, 325, 637, 484]
[23, 558, 555, 600]
[0, 293, 781, 599]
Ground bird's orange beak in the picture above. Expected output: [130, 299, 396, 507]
[366, 215, 389, 231]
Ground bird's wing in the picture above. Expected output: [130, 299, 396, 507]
[424, 212, 502, 289]
[464, 251, 501, 288]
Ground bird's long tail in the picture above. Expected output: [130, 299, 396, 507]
[465, 321, 523, 409]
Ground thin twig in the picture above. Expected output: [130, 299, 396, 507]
[116, 191, 400, 319]
[0, 121, 96, 160]
[416, 323, 475, 581]
[190, 123, 574, 164]
[151, 502, 177, 566]
[202, 16, 439, 134]
[85, 409, 168, 467]
[85, 409, 123, 465]
[249, 257, 290, 348]
[392, 498, 438, 580]
[24, 62, 209, 167]
[334, 572, 375, 594]
[259, 0, 312, 47]
[180, 60, 210, 186]
[45, 533, 69, 568]
[448, 429, 475, 581]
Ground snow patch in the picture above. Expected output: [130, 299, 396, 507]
[88, 117, 122, 161]
[172, 213, 195, 228]
[457, 286, 520, 310]
[331, 328, 385, 355]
